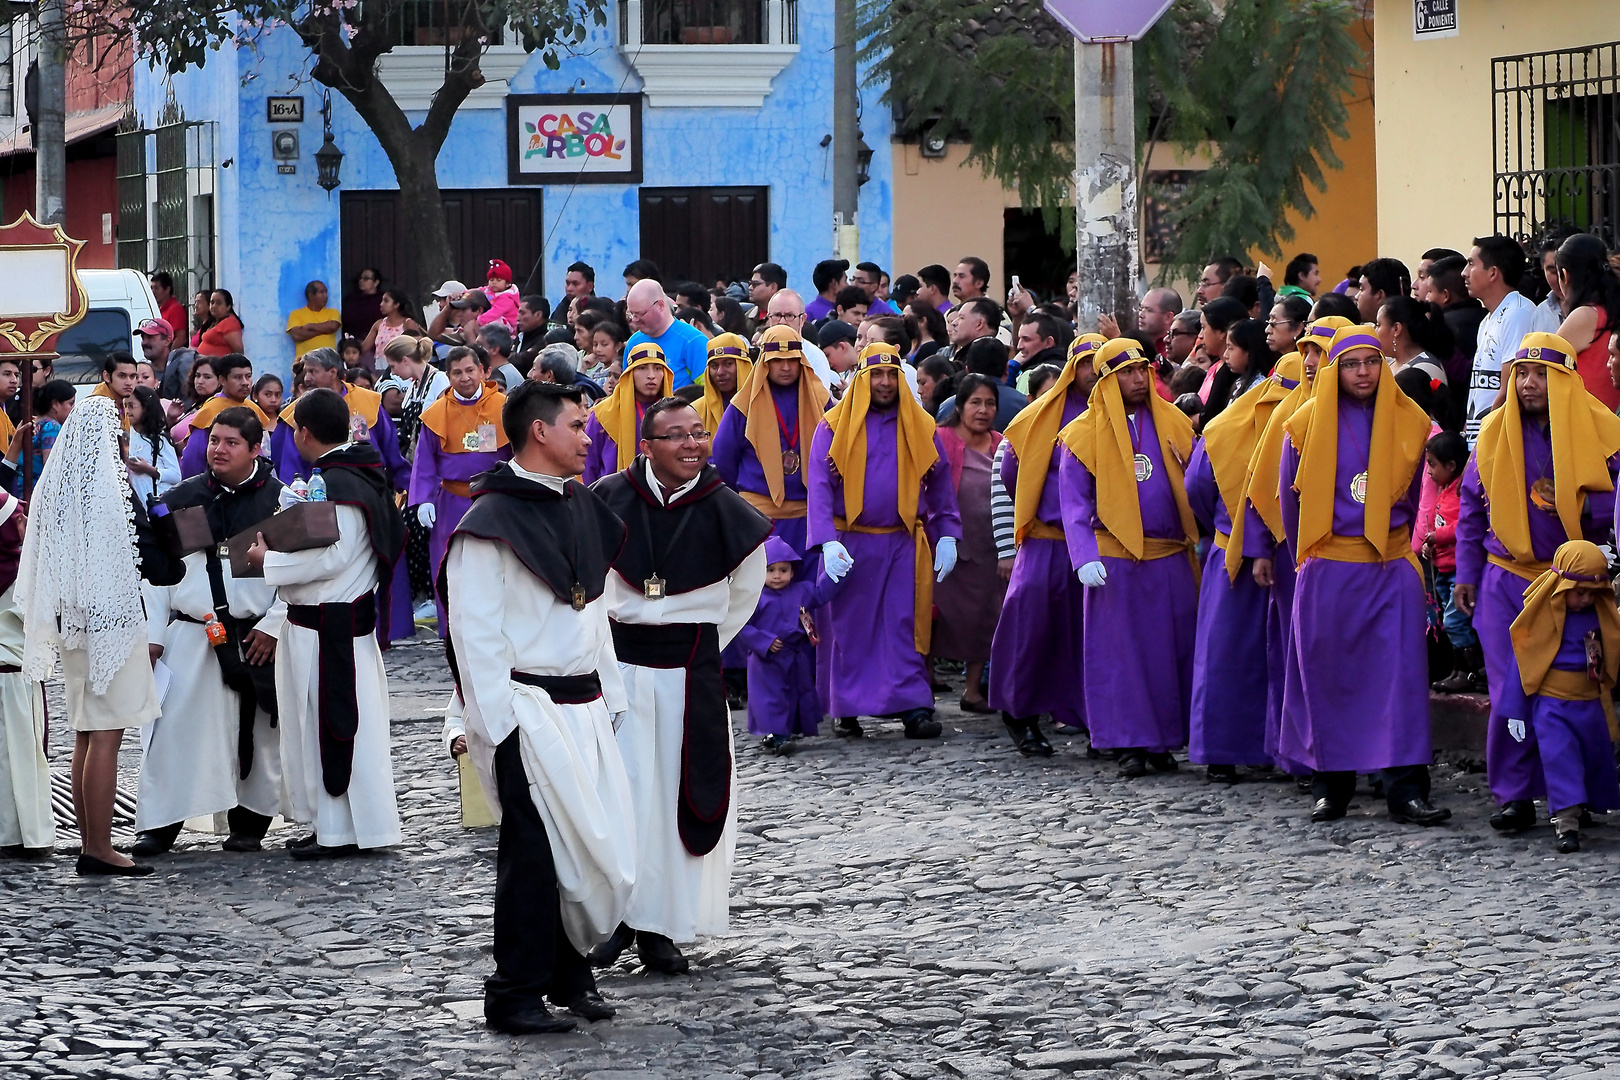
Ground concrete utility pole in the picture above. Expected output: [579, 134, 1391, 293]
[34, 0, 67, 226]
[831, 0, 859, 261]
[1072, 41, 1137, 336]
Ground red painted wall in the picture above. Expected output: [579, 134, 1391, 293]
[2, 157, 119, 268]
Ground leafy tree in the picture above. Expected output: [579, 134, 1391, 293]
[116, 0, 607, 300]
[859, 0, 1361, 284]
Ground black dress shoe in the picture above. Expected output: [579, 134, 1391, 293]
[1018, 721, 1054, 758]
[485, 1006, 577, 1035]
[286, 833, 320, 852]
[553, 989, 615, 1021]
[902, 710, 942, 739]
[289, 842, 360, 861]
[1118, 751, 1147, 779]
[1206, 765, 1239, 784]
[1146, 752, 1179, 772]
[1310, 798, 1346, 822]
[635, 932, 690, 975]
[833, 717, 864, 739]
[1556, 831, 1582, 854]
[130, 830, 175, 857]
[76, 854, 155, 877]
[759, 734, 788, 755]
[1002, 713, 1029, 745]
[1388, 798, 1451, 826]
[222, 834, 262, 853]
[587, 923, 636, 968]
[1489, 800, 1536, 832]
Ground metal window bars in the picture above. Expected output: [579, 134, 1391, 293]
[1493, 40, 1620, 249]
[620, 0, 797, 46]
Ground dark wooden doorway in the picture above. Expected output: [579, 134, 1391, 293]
[340, 188, 544, 311]
[639, 186, 769, 290]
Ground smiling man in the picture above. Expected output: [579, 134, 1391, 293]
[589, 397, 770, 977]
[180, 353, 272, 477]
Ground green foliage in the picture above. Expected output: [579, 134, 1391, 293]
[860, 0, 1363, 282]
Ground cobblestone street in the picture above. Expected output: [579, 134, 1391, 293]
[5, 639, 1620, 1080]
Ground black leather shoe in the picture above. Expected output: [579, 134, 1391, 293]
[1018, 721, 1054, 758]
[286, 833, 320, 852]
[1489, 800, 1535, 832]
[902, 710, 942, 739]
[1310, 798, 1346, 822]
[1002, 713, 1029, 745]
[587, 923, 636, 968]
[636, 932, 690, 975]
[1146, 752, 1179, 772]
[1118, 751, 1147, 779]
[1556, 831, 1581, 854]
[485, 1006, 576, 1035]
[76, 854, 154, 877]
[760, 734, 788, 755]
[222, 834, 262, 853]
[289, 842, 360, 861]
[553, 990, 615, 1021]
[833, 717, 864, 739]
[1389, 798, 1451, 826]
[1206, 765, 1239, 784]
[130, 829, 176, 857]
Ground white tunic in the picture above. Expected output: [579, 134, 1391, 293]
[137, 545, 287, 832]
[447, 525, 637, 955]
[0, 581, 52, 849]
[607, 467, 767, 942]
[263, 504, 401, 849]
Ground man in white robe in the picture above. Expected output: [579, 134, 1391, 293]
[445, 380, 636, 1034]
[591, 398, 770, 974]
[245, 389, 405, 859]
[0, 490, 52, 856]
[134, 409, 286, 855]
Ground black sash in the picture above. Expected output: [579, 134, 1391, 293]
[609, 620, 728, 857]
[287, 594, 378, 797]
[200, 547, 278, 780]
[510, 669, 602, 705]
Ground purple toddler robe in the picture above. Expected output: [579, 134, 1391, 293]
[736, 569, 843, 736]
[1530, 609, 1620, 814]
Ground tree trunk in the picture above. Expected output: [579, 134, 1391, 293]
[384, 132, 456, 312]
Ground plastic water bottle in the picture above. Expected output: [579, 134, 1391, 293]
[287, 477, 308, 502]
[307, 469, 327, 502]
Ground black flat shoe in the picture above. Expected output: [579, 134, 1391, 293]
[1206, 765, 1239, 784]
[286, 833, 320, 852]
[833, 717, 864, 739]
[1556, 831, 1581, 854]
[1146, 752, 1179, 772]
[289, 842, 360, 861]
[553, 990, 615, 1021]
[486, 1006, 576, 1035]
[1310, 798, 1346, 822]
[902, 711, 942, 739]
[759, 734, 788, 755]
[1118, 752, 1147, 779]
[222, 835, 262, 853]
[1018, 723, 1054, 757]
[958, 695, 995, 715]
[1388, 798, 1451, 826]
[587, 923, 636, 968]
[76, 854, 154, 877]
[636, 932, 690, 975]
[1489, 800, 1535, 832]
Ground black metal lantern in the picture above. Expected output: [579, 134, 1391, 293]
[855, 131, 873, 187]
[315, 92, 343, 194]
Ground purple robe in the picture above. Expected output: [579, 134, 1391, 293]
[1277, 397, 1429, 773]
[1457, 424, 1619, 803]
[807, 409, 961, 717]
[1531, 609, 1620, 814]
[407, 414, 511, 637]
[1242, 499, 1308, 775]
[1057, 406, 1196, 751]
[583, 405, 649, 486]
[988, 388, 1086, 725]
[1185, 442, 1271, 765]
[712, 382, 813, 557]
[735, 571, 843, 736]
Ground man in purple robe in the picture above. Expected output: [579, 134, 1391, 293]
[1056, 338, 1199, 778]
[987, 334, 1102, 756]
[408, 346, 513, 635]
[807, 344, 960, 739]
[1453, 331, 1620, 832]
[1275, 325, 1448, 825]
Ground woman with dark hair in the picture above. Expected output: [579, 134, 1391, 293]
[6, 379, 76, 489]
[711, 294, 748, 337]
[196, 289, 244, 357]
[573, 308, 605, 355]
[361, 288, 423, 357]
[167, 358, 218, 453]
[1201, 317, 1276, 429]
[1266, 294, 1312, 356]
[932, 373, 1006, 713]
[125, 385, 179, 504]
[1555, 233, 1620, 410]
[1377, 295, 1453, 390]
[342, 267, 385, 341]
[915, 354, 959, 414]
[189, 290, 212, 349]
[908, 300, 949, 363]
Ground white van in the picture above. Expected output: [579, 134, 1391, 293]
[54, 268, 161, 385]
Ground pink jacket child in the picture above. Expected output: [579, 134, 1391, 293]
[477, 258, 522, 328]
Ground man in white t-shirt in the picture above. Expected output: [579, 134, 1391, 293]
[1463, 235, 1540, 443]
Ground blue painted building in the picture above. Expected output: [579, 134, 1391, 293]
[125, 0, 893, 379]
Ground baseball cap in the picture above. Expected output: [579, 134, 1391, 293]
[818, 319, 858, 350]
[432, 279, 467, 298]
[487, 259, 512, 282]
[138, 317, 174, 337]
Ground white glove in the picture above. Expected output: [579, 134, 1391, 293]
[822, 541, 854, 582]
[417, 502, 437, 529]
[1077, 561, 1108, 588]
[1507, 717, 1526, 743]
[933, 536, 958, 582]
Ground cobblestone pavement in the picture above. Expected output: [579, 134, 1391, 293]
[5, 638, 1620, 1080]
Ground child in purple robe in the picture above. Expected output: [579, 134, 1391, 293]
[735, 536, 843, 753]
[1509, 539, 1620, 854]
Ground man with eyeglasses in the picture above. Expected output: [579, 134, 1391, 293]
[590, 397, 771, 977]
[624, 278, 705, 388]
[748, 262, 787, 310]
[763, 289, 837, 390]
[1167, 311, 1201, 367]
[1196, 256, 1243, 306]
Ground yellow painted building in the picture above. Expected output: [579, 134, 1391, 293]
[1372, 0, 1618, 271]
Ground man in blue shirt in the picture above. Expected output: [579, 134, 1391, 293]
[625, 278, 706, 388]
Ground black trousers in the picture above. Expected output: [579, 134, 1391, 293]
[1312, 764, 1431, 811]
[485, 731, 595, 1017]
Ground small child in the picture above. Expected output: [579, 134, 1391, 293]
[1423, 432, 1481, 692]
[734, 536, 844, 753]
[1508, 539, 1620, 853]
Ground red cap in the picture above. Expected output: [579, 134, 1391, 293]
[138, 317, 174, 337]
[487, 259, 512, 282]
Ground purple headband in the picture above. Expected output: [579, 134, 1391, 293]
[1514, 344, 1575, 369]
[1328, 333, 1382, 364]
[709, 345, 747, 359]
[1557, 568, 1609, 584]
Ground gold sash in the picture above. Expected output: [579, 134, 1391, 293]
[1024, 521, 1065, 542]
[1095, 531, 1201, 585]
[1308, 528, 1420, 575]
[741, 490, 808, 520]
[1487, 552, 1551, 583]
[1538, 667, 1618, 740]
[836, 515, 933, 654]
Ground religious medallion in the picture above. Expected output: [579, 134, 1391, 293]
[570, 584, 588, 611]
[644, 572, 666, 600]
[1133, 453, 1153, 482]
[461, 432, 481, 451]
[1350, 470, 1369, 504]
[782, 450, 800, 474]
[1529, 476, 1557, 512]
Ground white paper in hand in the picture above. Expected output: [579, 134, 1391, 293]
[152, 659, 173, 709]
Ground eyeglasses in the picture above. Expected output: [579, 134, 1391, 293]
[1265, 320, 1300, 330]
[749, 279, 766, 288]
[1169, 328, 1199, 338]
[645, 430, 711, 444]
[1338, 356, 1384, 372]
[767, 311, 804, 321]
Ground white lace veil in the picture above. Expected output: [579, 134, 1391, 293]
[17, 395, 144, 693]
